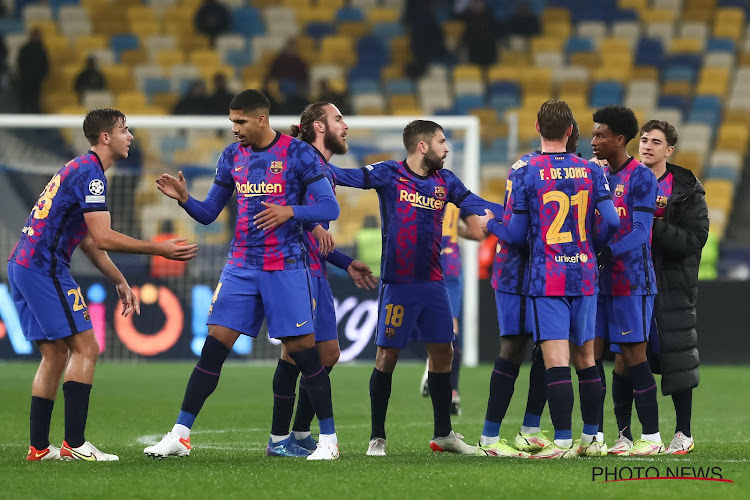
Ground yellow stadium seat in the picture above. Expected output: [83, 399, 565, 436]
[558, 80, 589, 96]
[164, 6, 196, 26]
[682, 8, 715, 23]
[43, 91, 78, 114]
[669, 37, 703, 53]
[390, 36, 411, 65]
[599, 38, 631, 55]
[661, 81, 693, 96]
[639, 8, 676, 24]
[696, 67, 729, 96]
[452, 64, 483, 82]
[389, 94, 418, 111]
[120, 49, 148, 67]
[177, 34, 210, 53]
[522, 93, 552, 110]
[152, 92, 178, 111]
[155, 49, 185, 68]
[382, 64, 404, 80]
[715, 124, 750, 154]
[599, 52, 633, 70]
[619, 0, 647, 10]
[101, 64, 135, 93]
[631, 66, 659, 80]
[319, 36, 356, 66]
[59, 104, 88, 115]
[557, 93, 588, 111]
[543, 21, 571, 40]
[338, 21, 370, 38]
[530, 37, 563, 54]
[189, 49, 220, 68]
[129, 21, 160, 38]
[487, 65, 519, 83]
[198, 64, 235, 82]
[570, 52, 600, 70]
[739, 51, 750, 66]
[26, 19, 57, 37]
[81, 0, 109, 10]
[296, 7, 336, 24]
[542, 7, 571, 25]
[74, 35, 107, 54]
[703, 179, 734, 210]
[470, 108, 499, 127]
[127, 6, 157, 24]
[592, 65, 631, 83]
[713, 8, 745, 40]
[116, 91, 147, 110]
[501, 51, 530, 67]
[723, 109, 750, 125]
[520, 67, 552, 93]
[391, 105, 424, 116]
[367, 7, 399, 24]
[671, 152, 704, 177]
[443, 20, 465, 41]
[295, 35, 317, 64]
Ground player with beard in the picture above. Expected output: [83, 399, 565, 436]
[330, 120, 502, 456]
[265, 102, 378, 456]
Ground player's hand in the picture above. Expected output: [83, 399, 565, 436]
[596, 246, 613, 268]
[156, 171, 189, 204]
[116, 282, 140, 317]
[347, 260, 378, 290]
[312, 225, 335, 255]
[158, 238, 198, 261]
[254, 202, 294, 230]
[590, 157, 609, 168]
[477, 208, 495, 234]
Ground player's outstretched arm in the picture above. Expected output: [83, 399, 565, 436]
[156, 171, 233, 225]
[79, 233, 140, 317]
[83, 211, 198, 260]
[458, 214, 486, 241]
[594, 199, 620, 251]
[312, 225, 335, 255]
[328, 165, 368, 189]
[255, 177, 340, 230]
[347, 260, 378, 290]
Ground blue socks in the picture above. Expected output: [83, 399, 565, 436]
[63, 381, 91, 448]
[577, 366, 602, 438]
[289, 347, 335, 435]
[271, 359, 299, 437]
[369, 368, 392, 440]
[30, 396, 55, 450]
[546, 366, 573, 442]
[483, 357, 520, 437]
[631, 361, 659, 435]
[178, 335, 231, 428]
[612, 371, 634, 440]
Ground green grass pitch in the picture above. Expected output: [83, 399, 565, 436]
[1, 362, 748, 499]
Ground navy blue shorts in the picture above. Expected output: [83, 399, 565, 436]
[495, 290, 532, 337]
[595, 295, 654, 347]
[376, 281, 454, 349]
[445, 275, 463, 320]
[311, 276, 337, 343]
[207, 265, 314, 339]
[7, 262, 92, 342]
[529, 295, 597, 346]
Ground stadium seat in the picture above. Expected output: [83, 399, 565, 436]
[713, 7, 745, 41]
[590, 81, 624, 107]
[670, 37, 704, 53]
[688, 95, 723, 127]
[679, 22, 710, 47]
[231, 6, 265, 37]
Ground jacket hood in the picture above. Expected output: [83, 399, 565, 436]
[666, 162, 705, 196]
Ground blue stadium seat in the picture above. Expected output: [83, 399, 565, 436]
[348, 65, 382, 82]
[110, 34, 140, 62]
[663, 65, 697, 83]
[489, 94, 520, 114]
[719, 0, 750, 16]
[144, 78, 171, 98]
[657, 96, 689, 115]
[688, 95, 723, 127]
[349, 79, 380, 95]
[357, 36, 390, 68]
[635, 38, 664, 67]
[371, 22, 403, 40]
[307, 22, 336, 39]
[590, 81, 623, 107]
[49, 0, 79, 15]
[0, 18, 24, 34]
[224, 49, 253, 68]
[706, 38, 736, 53]
[385, 79, 415, 95]
[335, 6, 365, 22]
[231, 7, 265, 37]
[454, 94, 485, 114]
[663, 54, 702, 73]
[565, 37, 595, 54]
[160, 135, 188, 162]
[705, 166, 739, 182]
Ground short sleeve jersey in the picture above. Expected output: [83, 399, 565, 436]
[598, 157, 658, 296]
[440, 204, 471, 278]
[491, 151, 536, 293]
[304, 149, 336, 278]
[512, 153, 612, 297]
[347, 160, 471, 283]
[8, 151, 108, 276]
[214, 133, 326, 271]
[654, 171, 673, 220]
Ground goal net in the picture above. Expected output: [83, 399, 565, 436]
[0, 113, 484, 366]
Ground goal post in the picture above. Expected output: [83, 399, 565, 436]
[0, 113, 485, 366]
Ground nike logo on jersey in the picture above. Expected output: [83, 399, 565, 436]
[398, 177, 411, 182]
[296, 321, 308, 328]
[235, 166, 245, 171]
[622, 330, 633, 335]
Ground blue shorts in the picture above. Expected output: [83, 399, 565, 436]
[376, 281, 454, 349]
[595, 295, 654, 347]
[207, 265, 314, 339]
[445, 275, 463, 320]
[7, 262, 92, 342]
[495, 291, 532, 337]
[529, 295, 597, 346]
[311, 276, 337, 343]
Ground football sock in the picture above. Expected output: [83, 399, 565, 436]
[595, 359, 606, 434]
[30, 396, 54, 450]
[369, 368, 392, 440]
[546, 366, 573, 444]
[178, 336, 230, 427]
[428, 371, 453, 438]
[524, 352, 547, 427]
[672, 388, 693, 438]
[293, 431, 311, 440]
[292, 366, 333, 433]
[482, 357, 520, 439]
[62, 381, 92, 448]
[612, 370, 634, 440]
[631, 361, 660, 435]
[451, 342, 462, 393]
[271, 359, 300, 437]
[289, 347, 335, 436]
[576, 366, 602, 441]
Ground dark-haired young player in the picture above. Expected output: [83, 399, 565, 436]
[9, 108, 198, 462]
[331, 120, 502, 456]
[481, 100, 619, 458]
[145, 90, 342, 460]
[590, 105, 663, 456]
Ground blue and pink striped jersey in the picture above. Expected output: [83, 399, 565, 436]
[8, 152, 108, 276]
[511, 153, 612, 296]
[491, 152, 536, 293]
[440, 204, 469, 278]
[654, 171, 673, 220]
[598, 157, 657, 296]
[214, 132, 325, 271]
[304, 149, 336, 278]
[332, 160, 493, 283]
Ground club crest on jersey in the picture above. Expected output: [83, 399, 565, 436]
[385, 327, 395, 338]
[656, 195, 668, 208]
[269, 161, 284, 174]
[615, 184, 625, 197]
[434, 186, 446, 199]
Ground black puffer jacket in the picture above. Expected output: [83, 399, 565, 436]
[650, 163, 709, 395]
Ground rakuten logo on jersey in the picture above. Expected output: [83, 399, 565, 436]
[399, 190, 445, 210]
[236, 181, 284, 197]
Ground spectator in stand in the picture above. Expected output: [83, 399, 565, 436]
[74, 56, 107, 103]
[172, 80, 210, 115]
[194, 0, 231, 47]
[504, 1, 540, 39]
[317, 79, 351, 116]
[265, 38, 309, 94]
[16, 28, 48, 113]
[207, 73, 234, 115]
[277, 80, 308, 116]
[404, 0, 447, 78]
[461, 0, 499, 68]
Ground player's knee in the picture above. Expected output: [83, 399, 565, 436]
[320, 346, 340, 367]
[375, 347, 399, 372]
[499, 337, 526, 365]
